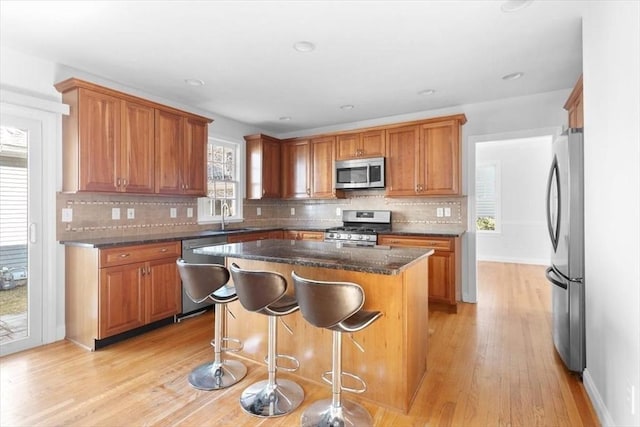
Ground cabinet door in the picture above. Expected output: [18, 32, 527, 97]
[146, 258, 180, 323]
[419, 121, 460, 195]
[385, 125, 419, 196]
[281, 140, 311, 199]
[336, 133, 361, 160]
[78, 88, 121, 192]
[361, 130, 385, 158]
[246, 135, 281, 199]
[183, 118, 207, 196]
[310, 136, 336, 198]
[99, 263, 145, 338]
[428, 251, 455, 305]
[155, 109, 184, 194]
[121, 100, 155, 193]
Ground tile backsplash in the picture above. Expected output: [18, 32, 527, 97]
[57, 190, 467, 241]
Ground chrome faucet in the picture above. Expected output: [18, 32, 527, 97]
[221, 202, 230, 231]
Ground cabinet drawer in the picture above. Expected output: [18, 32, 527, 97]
[100, 241, 181, 268]
[378, 235, 453, 251]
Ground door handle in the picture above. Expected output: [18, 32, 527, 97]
[29, 223, 37, 244]
[545, 267, 568, 290]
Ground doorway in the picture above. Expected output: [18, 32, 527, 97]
[0, 113, 44, 355]
[466, 127, 561, 303]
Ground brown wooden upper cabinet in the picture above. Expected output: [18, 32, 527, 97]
[155, 110, 208, 196]
[385, 115, 466, 196]
[564, 74, 583, 128]
[281, 136, 342, 199]
[244, 134, 281, 199]
[336, 129, 385, 160]
[55, 78, 211, 196]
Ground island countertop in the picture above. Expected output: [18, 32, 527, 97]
[194, 239, 433, 275]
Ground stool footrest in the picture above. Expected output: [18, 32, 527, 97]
[210, 336, 244, 353]
[263, 353, 300, 372]
[321, 370, 367, 394]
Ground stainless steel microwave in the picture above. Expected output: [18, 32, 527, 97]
[335, 157, 385, 189]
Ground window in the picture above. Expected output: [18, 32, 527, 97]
[198, 137, 243, 223]
[475, 162, 501, 232]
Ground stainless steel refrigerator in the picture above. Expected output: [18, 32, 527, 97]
[545, 128, 585, 373]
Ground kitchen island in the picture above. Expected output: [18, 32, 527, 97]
[195, 239, 433, 413]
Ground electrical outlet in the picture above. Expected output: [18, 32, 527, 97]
[336, 207, 341, 216]
[61, 208, 73, 222]
[444, 207, 451, 217]
[257, 207, 262, 216]
[111, 208, 120, 220]
[170, 208, 177, 218]
[291, 207, 295, 216]
[127, 208, 135, 219]
[436, 208, 444, 217]
[187, 208, 193, 218]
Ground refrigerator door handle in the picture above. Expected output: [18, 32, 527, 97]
[546, 156, 561, 251]
[545, 266, 568, 290]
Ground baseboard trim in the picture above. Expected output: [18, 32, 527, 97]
[476, 255, 548, 265]
[583, 368, 615, 426]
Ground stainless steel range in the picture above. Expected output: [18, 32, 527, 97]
[324, 210, 392, 247]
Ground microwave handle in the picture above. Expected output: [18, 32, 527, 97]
[366, 164, 370, 180]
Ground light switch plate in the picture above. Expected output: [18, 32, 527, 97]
[61, 208, 73, 222]
[112, 208, 120, 220]
[187, 208, 193, 218]
[444, 207, 451, 217]
[436, 208, 444, 218]
[257, 207, 262, 216]
[290, 207, 295, 216]
[127, 208, 135, 219]
[170, 208, 177, 218]
[336, 207, 341, 216]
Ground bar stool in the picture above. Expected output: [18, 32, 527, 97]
[176, 259, 247, 390]
[291, 271, 383, 427]
[229, 263, 304, 417]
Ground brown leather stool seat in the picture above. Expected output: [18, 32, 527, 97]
[291, 271, 382, 427]
[176, 259, 246, 390]
[230, 263, 304, 418]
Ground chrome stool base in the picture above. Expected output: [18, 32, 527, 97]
[239, 379, 304, 417]
[188, 359, 247, 391]
[301, 399, 373, 427]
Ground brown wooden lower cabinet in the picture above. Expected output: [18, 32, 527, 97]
[66, 241, 182, 350]
[378, 234, 460, 313]
[282, 230, 324, 241]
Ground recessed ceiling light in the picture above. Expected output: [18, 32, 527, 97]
[184, 78, 205, 86]
[340, 104, 355, 110]
[418, 89, 436, 96]
[501, 0, 533, 13]
[502, 72, 524, 81]
[293, 41, 316, 52]
[279, 116, 292, 121]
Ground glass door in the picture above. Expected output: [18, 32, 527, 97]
[0, 114, 43, 355]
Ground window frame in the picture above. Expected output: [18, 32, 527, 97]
[197, 136, 244, 224]
[475, 161, 502, 234]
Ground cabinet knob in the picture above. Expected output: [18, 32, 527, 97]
[119, 253, 130, 258]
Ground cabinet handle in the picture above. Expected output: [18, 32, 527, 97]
[116, 178, 121, 187]
[147, 267, 151, 275]
[159, 248, 168, 253]
[306, 188, 311, 195]
[119, 253, 130, 258]
[262, 188, 266, 196]
[122, 179, 127, 188]
[141, 267, 146, 276]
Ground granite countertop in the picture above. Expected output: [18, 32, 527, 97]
[194, 239, 434, 275]
[59, 226, 465, 248]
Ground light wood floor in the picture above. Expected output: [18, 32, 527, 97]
[0, 262, 598, 426]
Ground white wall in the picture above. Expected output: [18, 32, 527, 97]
[476, 136, 552, 265]
[582, 3, 640, 426]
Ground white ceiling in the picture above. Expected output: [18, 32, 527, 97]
[0, 0, 586, 135]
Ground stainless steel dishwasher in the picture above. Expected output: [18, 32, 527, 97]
[179, 235, 227, 319]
